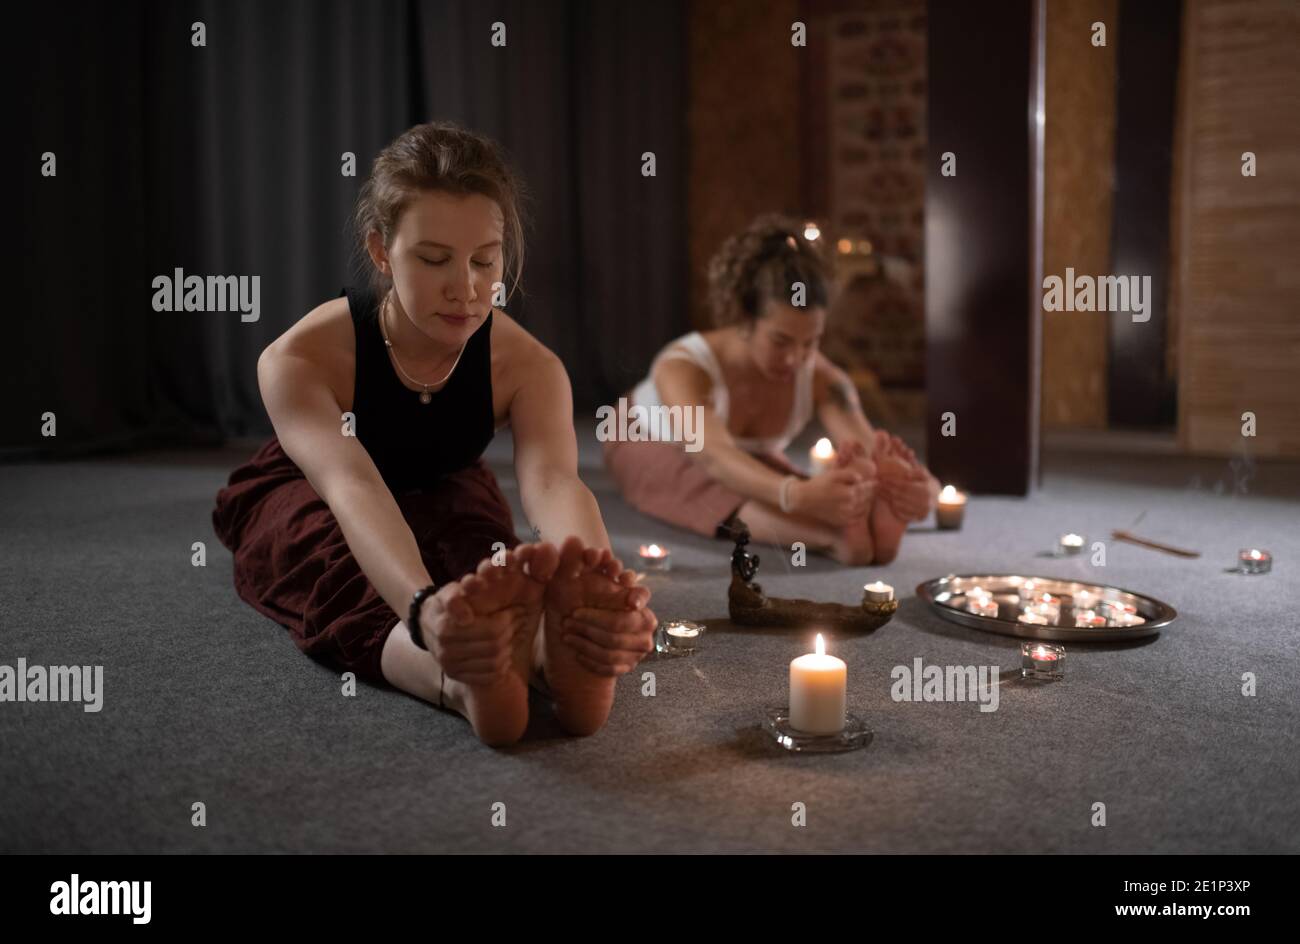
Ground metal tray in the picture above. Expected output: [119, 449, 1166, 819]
[916, 574, 1177, 642]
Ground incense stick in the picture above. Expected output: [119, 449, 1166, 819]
[1111, 529, 1201, 559]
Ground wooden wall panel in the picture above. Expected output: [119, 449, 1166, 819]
[1041, 0, 1116, 429]
[1175, 0, 1300, 457]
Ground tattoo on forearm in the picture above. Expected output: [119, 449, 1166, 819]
[530, 525, 542, 541]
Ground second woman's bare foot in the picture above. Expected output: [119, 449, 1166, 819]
[833, 458, 876, 566]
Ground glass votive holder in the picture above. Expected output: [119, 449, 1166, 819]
[1058, 532, 1086, 555]
[654, 619, 704, 657]
[935, 486, 967, 530]
[1021, 642, 1065, 680]
[638, 543, 671, 572]
[967, 594, 999, 618]
[1238, 548, 1272, 575]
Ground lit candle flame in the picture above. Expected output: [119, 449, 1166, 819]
[803, 222, 821, 241]
[940, 485, 958, 501]
[812, 437, 835, 459]
[641, 543, 664, 558]
[815, 633, 826, 656]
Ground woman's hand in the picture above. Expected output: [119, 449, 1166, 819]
[791, 468, 873, 525]
[419, 588, 516, 686]
[561, 594, 658, 677]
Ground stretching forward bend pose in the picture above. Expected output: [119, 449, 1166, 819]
[605, 214, 940, 565]
[213, 122, 656, 746]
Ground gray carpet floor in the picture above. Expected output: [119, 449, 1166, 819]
[3, 419, 1298, 853]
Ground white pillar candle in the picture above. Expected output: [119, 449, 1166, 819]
[863, 581, 894, 603]
[789, 633, 846, 735]
[809, 437, 836, 475]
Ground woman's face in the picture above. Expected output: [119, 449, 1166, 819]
[370, 190, 505, 352]
[743, 301, 825, 381]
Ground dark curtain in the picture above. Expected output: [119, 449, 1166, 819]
[6, 0, 688, 457]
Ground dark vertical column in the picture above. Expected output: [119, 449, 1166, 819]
[1108, 0, 1181, 428]
[925, 0, 1038, 496]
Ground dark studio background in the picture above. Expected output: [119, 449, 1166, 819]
[7, 0, 689, 457]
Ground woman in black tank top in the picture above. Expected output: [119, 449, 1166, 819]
[341, 282, 495, 495]
[213, 122, 656, 747]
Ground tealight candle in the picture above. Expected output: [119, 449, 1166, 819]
[638, 543, 671, 572]
[809, 437, 837, 475]
[967, 591, 999, 618]
[1021, 642, 1065, 680]
[935, 485, 967, 530]
[1028, 601, 1059, 624]
[655, 619, 705, 656]
[1073, 609, 1108, 628]
[1058, 532, 1086, 555]
[1017, 611, 1050, 625]
[789, 633, 846, 735]
[1238, 548, 1272, 575]
[1110, 612, 1147, 627]
[863, 581, 894, 603]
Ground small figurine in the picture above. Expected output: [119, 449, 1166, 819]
[725, 518, 898, 632]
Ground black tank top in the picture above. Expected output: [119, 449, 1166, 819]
[340, 285, 496, 494]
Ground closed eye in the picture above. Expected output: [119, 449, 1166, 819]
[419, 257, 495, 268]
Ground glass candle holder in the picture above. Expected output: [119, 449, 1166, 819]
[638, 543, 671, 572]
[1021, 642, 1065, 680]
[654, 619, 704, 657]
[935, 486, 967, 530]
[967, 593, 999, 618]
[1238, 548, 1272, 575]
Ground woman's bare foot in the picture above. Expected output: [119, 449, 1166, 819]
[868, 435, 912, 563]
[833, 457, 876, 565]
[434, 544, 557, 746]
[540, 536, 647, 737]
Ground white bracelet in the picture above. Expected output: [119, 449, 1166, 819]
[778, 475, 798, 513]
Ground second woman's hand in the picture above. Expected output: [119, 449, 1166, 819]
[791, 468, 872, 525]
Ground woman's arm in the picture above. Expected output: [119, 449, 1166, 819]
[654, 357, 867, 523]
[653, 357, 796, 508]
[259, 347, 436, 623]
[509, 349, 611, 550]
[813, 353, 940, 520]
[812, 352, 878, 457]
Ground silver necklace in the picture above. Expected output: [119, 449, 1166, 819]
[378, 289, 469, 404]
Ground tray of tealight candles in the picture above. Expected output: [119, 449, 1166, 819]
[915, 574, 1177, 642]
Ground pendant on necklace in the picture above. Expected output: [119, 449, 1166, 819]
[419, 390, 432, 404]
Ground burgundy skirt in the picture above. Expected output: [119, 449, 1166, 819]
[211, 436, 521, 684]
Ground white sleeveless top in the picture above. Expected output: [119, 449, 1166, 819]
[629, 332, 816, 455]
